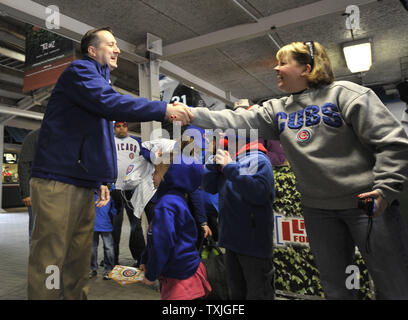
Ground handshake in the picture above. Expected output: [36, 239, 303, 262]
[165, 102, 194, 126]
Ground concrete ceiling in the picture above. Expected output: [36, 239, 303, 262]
[0, 0, 407, 134]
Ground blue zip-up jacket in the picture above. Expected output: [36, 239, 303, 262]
[31, 56, 167, 187]
[202, 141, 275, 258]
[140, 154, 203, 281]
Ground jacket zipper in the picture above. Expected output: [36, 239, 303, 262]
[78, 136, 89, 172]
[107, 119, 117, 181]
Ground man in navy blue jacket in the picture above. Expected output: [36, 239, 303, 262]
[28, 27, 192, 300]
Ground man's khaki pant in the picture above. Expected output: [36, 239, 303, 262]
[28, 178, 95, 300]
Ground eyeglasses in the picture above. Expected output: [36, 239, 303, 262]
[114, 124, 127, 128]
[304, 41, 314, 71]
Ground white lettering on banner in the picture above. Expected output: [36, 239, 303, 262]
[274, 214, 309, 247]
[40, 41, 56, 51]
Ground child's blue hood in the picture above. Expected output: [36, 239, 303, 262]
[156, 154, 203, 197]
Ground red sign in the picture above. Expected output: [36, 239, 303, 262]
[23, 55, 74, 92]
[274, 214, 309, 246]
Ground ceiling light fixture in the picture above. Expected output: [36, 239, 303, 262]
[342, 39, 372, 73]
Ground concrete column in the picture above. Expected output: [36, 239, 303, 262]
[0, 124, 5, 212]
[138, 60, 163, 142]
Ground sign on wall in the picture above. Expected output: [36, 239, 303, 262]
[23, 25, 75, 92]
[274, 214, 309, 247]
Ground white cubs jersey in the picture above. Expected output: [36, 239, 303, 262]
[114, 135, 141, 190]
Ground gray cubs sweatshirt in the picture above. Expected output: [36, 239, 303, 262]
[192, 81, 408, 210]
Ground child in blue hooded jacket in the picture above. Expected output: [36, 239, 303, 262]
[140, 153, 211, 300]
[89, 186, 117, 280]
[202, 135, 275, 300]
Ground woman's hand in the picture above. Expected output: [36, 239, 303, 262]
[358, 190, 388, 217]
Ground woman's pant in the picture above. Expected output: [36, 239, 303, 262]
[303, 203, 408, 299]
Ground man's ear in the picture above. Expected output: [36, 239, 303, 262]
[87, 46, 97, 58]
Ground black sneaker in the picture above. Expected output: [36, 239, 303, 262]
[103, 272, 111, 280]
[89, 270, 97, 279]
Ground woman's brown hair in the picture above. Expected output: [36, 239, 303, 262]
[277, 41, 335, 89]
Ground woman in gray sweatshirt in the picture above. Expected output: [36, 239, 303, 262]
[189, 41, 408, 299]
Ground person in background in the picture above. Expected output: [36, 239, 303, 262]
[111, 121, 151, 268]
[180, 128, 212, 247]
[17, 128, 40, 246]
[234, 99, 287, 166]
[140, 152, 212, 300]
[202, 134, 275, 300]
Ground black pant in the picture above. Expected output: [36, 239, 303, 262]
[224, 249, 275, 300]
[111, 189, 145, 265]
[144, 199, 156, 225]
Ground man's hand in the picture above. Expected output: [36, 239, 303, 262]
[22, 196, 32, 207]
[358, 190, 388, 217]
[96, 185, 110, 208]
[215, 149, 233, 168]
[165, 102, 193, 126]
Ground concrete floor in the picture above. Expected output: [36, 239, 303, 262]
[0, 208, 160, 300]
